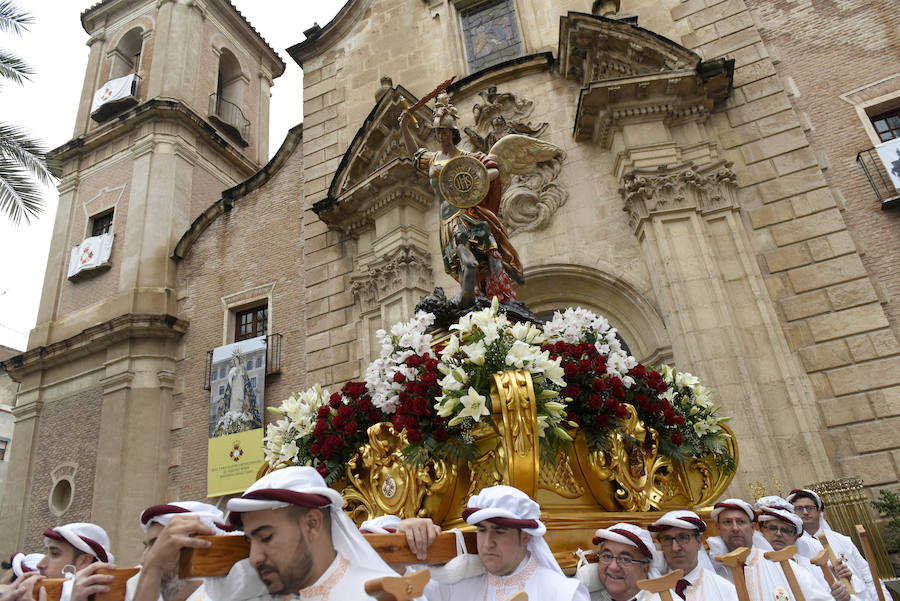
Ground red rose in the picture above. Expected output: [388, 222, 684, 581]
[614, 404, 627, 418]
[588, 394, 603, 409]
[579, 359, 592, 372]
[331, 414, 345, 429]
[342, 382, 366, 397]
[405, 416, 419, 430]
[594, 356, 607, 371]
[564, 362, 579, 376]
[327, 434, 343, 449]
[357, 397, 373, 412]
[420, 371, 438, 387]
[434, 428, 449, 442]
[393, 371, 406, 383]
[404, 381, 417, 394]
[554, 341, 568, 354]
[343, 420, 358, 435]
[433, 345, 446, 354]
[592, 378, 606, 392]
[315, 463, 330, 477]
[338, 405, 354, 420]
[425, 359, 439, 370]
[674, 414, 686, 426]
[635, 394, 650, 409]
[664, 408, 676, 425]
[630, 365, 647, 379]
[313, 420, 328, 438]
[329, 392, 342, 408]
[605, 398, 618, 411]
[406, 429, 422, 443]
[317, 406, 331, 419]
[391, 414, 405, 431]
[310, 442, 321, 455]
[563, 385, 580, 398]
[413, 397, 427, 416]
[671, 432, 683, 446]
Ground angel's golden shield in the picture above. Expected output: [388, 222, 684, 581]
[439, 155, 489, 209]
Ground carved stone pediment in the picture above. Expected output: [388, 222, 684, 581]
[350, 246, 432, 314]
[557, 12, 734, 146]
[313, 86, 434, 235]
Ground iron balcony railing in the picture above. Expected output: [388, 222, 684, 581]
[856, 146, 900, 209]
[203, 333, 282, 390]
[208, 93, 250, 143]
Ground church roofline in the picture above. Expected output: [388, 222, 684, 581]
[172, 123, 303, 262]
[81, 0, 285, 77]
[286, 0, 366, 69]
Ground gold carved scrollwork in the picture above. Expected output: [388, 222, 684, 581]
[490, 370, 539, 498]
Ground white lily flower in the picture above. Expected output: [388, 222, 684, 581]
[448, 387, 490, 425]
[462, 340, 486, 366]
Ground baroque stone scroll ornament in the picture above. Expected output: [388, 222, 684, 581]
[464, 87, 567, 235]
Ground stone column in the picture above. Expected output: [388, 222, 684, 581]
[620, 160, 833, 493]
[0, 398, 42, 559]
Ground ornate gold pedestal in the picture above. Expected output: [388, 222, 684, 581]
[339, 370, 737, 571]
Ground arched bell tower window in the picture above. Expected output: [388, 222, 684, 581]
[91, 28, 142, 121]
[209, 48, 249, 145]
[110, 28, 142, 82]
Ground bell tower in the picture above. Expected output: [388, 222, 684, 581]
[0, 0, 283, 563]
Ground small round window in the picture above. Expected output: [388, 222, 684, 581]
[49, 478, 73, 515]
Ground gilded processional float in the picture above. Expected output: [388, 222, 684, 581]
[258, 80, 738, 572]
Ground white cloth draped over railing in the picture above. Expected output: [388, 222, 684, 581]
[90, 73, 135, 113]
[68, 232, 114, 278]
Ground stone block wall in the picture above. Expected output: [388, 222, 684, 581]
[670, 0, 900, 492]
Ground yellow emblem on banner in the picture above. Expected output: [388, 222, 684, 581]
[207, 429, 264, 497]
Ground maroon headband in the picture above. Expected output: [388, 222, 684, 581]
[788, 489, 824, 510]
[140, 504, 235, 532]
[461, 507, 540, 530]
[648, 516, 707, 533]
[714, 502, 757, 522]
[42, 529, 109, 563]
[759, 509, 800, 531]
[229, 488, 332, 527]
[593, 528, 653, 559]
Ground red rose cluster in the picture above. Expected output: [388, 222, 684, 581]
[542, 340, 686, 449]
[310, 381, 386, 478]
[388, 352, 450, 446]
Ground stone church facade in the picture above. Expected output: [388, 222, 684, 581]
[1, 0, 899, 565]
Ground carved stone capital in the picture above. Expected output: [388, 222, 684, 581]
[351, 246, 433, 314]
[620, 161, 738, 234]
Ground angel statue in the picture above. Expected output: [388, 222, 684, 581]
[399, 90, 561, 309]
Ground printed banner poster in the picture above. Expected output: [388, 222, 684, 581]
[207, 336, 266, 497]
[875, 136, 900, 192]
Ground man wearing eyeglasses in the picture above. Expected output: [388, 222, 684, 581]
[707, 498, 834, 601]
[756, 497, 856, 601]
[647, 511, 738, 601]
[787, 489, 889, 601]
[582, 523, 659, 601]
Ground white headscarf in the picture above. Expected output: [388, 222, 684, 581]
[43, 523, 113, 564]
[592, 522, 666, 578]
[226, 465, 394, 572]
[11, 553, 44, 577]
[140, 501, 234, 535]
[359, 515, 402, 533]
[463, 485, 563, 575]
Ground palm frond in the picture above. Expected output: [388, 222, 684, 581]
[0, 1, 33, 35]
[0, 122, 54, 224]
[0, 50, 32, 85]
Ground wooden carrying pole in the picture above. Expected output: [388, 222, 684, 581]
[763, 545, 806, 601]
[364, 569, 430, 601]
[179, 532, 478, 578]
[810, 549, 837, 586]
[31, 568, 139, 601]
[637, 569, 685, 601]
[817, 533, 855, 594]
[855, 525, 887, 601]
[715, 547, 751, 601]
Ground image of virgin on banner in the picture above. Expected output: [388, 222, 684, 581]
[209, 336, 266, 438]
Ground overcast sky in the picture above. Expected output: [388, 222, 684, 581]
[0, 1, 346, 350]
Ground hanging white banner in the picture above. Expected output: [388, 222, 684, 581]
[67, 232, 114, 278]
[874, 137, 900, 191]
[90, 74, 135, 113]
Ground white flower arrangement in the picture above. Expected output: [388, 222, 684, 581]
[263, 384, 329, 466]
[365, 311, 435, 413]
[659, 364, 733, 462]
[434, 298, 571, 443]
[213, 410, 256, 437]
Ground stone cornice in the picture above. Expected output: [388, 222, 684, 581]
[620, 160, 738, 234]
[1, 313, 188, 382]
[350, 246, 433, 314]
[286, 0, 372, 68]
[48, 98, 260, 175]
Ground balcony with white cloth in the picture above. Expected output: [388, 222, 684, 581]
[67, 232, 114, 279]
[90, 73, 139, 122]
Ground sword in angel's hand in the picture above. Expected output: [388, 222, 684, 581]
[400, 76, 456, 127]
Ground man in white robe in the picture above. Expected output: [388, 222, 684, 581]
[755, 497, 855, 601]
[787, 489, 890, 601]
[708, 498, 835, 601]
[646, 510, 738, 601]
[576, 522, 661, 601]
[119, 501, 236, 601]
[391, 485, 588, 601]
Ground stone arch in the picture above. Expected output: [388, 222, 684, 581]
[109, 27, 144, 79]
[516, 263, 672, 365]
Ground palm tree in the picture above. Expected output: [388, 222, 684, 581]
[0, 0, 55, 224]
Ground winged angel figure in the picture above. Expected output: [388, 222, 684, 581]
[399, 92, 562, 309]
